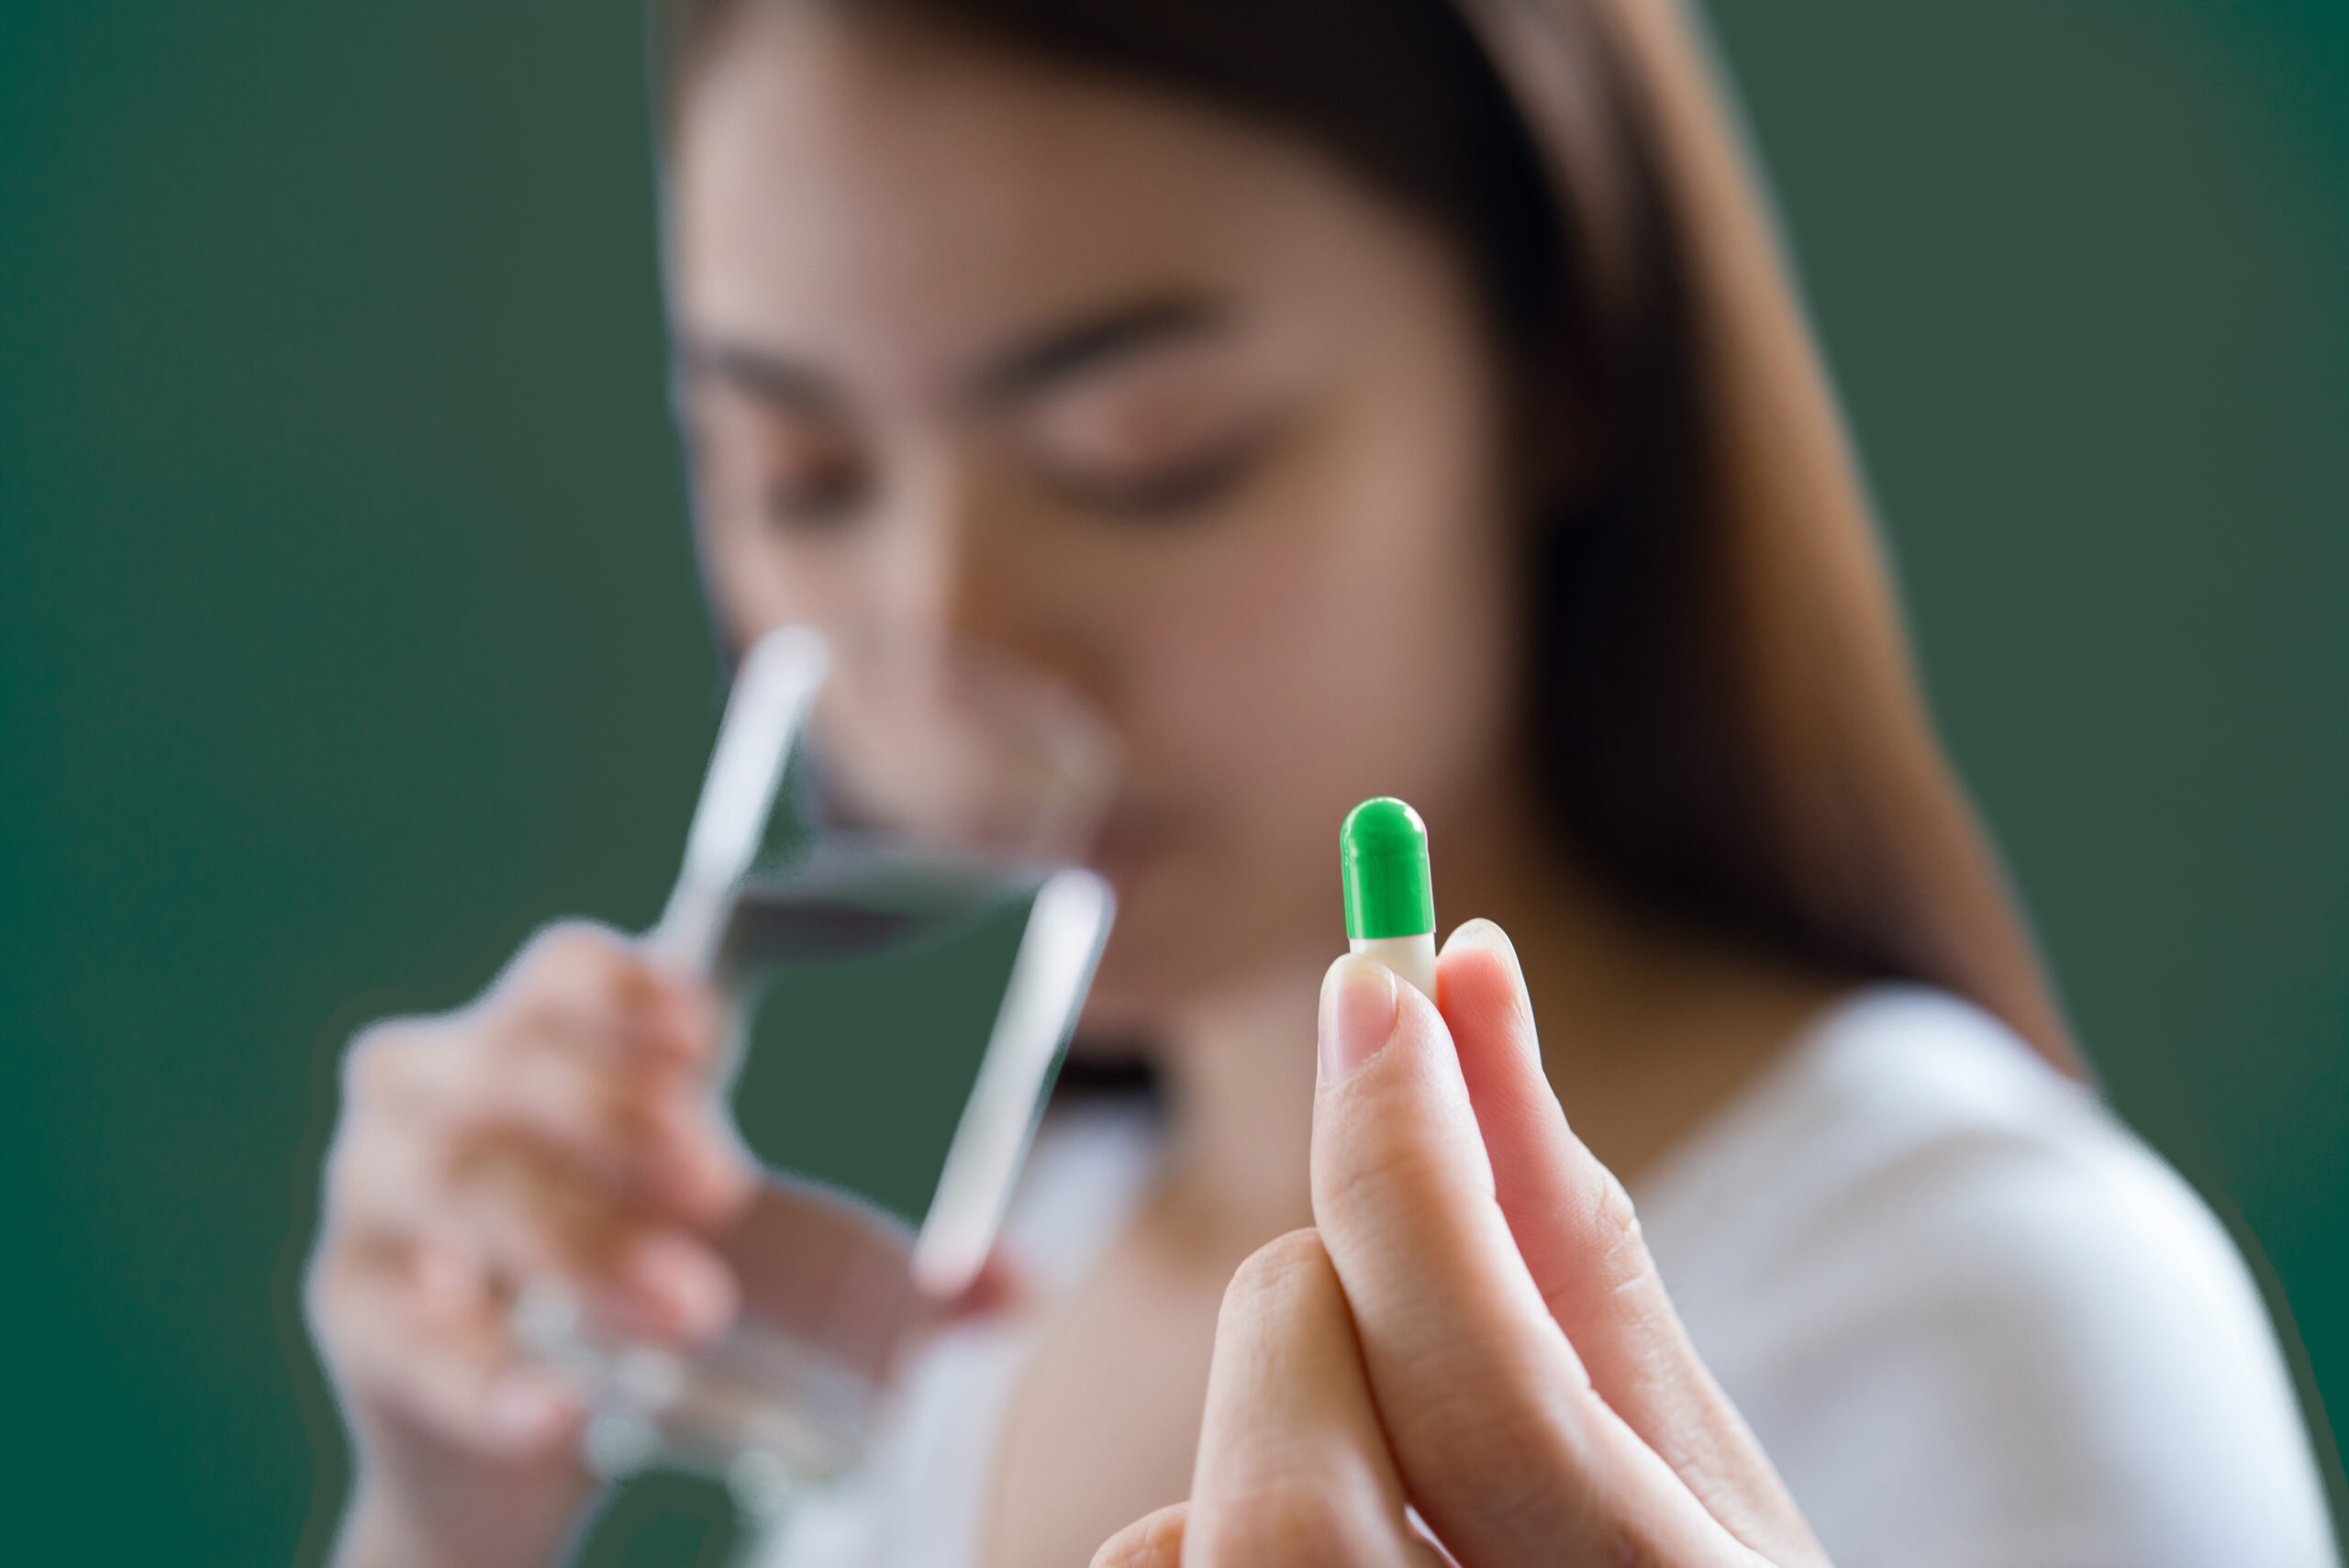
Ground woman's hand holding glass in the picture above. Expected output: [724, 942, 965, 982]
[306, 923, 753, 1568]
[1095, 921, 1831, 1568]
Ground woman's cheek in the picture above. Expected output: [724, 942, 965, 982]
[1150, 508, 1441, 926]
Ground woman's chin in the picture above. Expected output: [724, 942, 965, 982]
[1073, 915, 1324, 1048]
[1074, 829, 1330, 1040]
[1069, 915, 1235, 1042]
[1072, 948, 1180, 1042]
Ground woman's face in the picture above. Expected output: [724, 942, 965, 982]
[672, 5, 1527, 1034]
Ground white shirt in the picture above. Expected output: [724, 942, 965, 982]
[769, 985, 2338, 1566]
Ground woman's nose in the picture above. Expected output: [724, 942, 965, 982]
[873, 455, 1030, 657]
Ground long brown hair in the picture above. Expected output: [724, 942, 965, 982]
[656, 0, 2079, 1072]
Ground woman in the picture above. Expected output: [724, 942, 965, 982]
[306, 0, 2339, 1562]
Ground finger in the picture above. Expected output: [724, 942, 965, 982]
[487, 920, 723, 1073]
[1089, 1503, 1186, 1568]
[1439, 921, 1817, 1559]
[309, 1240, 588, 1462]
[344, 929, 720, 1155]
[343, 1011, 752, 1229]
[447, 1040, 751, 1226]
[933, 1248, 1030, 1323]
[448, 1138, 741, 1341]
[1184, 1229, 1426, 1568]
[329, 1118, 737, 1342]
[1311, 953, 1731, 1566]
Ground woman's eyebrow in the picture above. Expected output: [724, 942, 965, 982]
[969, 295, 1225, 406]
[672, 336, 839, 414]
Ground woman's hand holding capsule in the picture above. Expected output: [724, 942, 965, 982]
[306, 921, 757, 1568]
[1095, 920, 1831, 1568]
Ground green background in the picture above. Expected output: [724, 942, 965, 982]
[1, 2, 2342, 1561]
[731, 892, 1032, 1226]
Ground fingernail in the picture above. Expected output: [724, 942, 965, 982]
[623, 1232, 738, 1340]
[1444, 918, 1540, 1063]
[1443, 917, 1525, 987]
[1319, 954, 1399, 1084]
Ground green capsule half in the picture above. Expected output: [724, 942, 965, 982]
[1341, 796, 1435, 941]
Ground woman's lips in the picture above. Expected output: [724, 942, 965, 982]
[1090, 799, 1185, 880]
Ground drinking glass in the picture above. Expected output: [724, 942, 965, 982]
[515, 627, 1119, 1531]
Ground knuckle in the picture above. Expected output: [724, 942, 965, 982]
[496, 920, 647, 1043]
[1316, 1120, 1457, 1240]
[302, 1244, 403, 1368]
[1417, 1383, 1596, 1545]
[531, 917, 619, 962]
[1575, 1506, 1653, 1568]
[320, 1125, 432, 1251]
[342, 1018, 423, 1105]
[460, 1142, 618, 1267]
[1587, 1168, 1653, 1295]
[515, 919, 628, 991]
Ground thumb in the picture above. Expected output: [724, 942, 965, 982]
[1090, 1503, 1185, 1568]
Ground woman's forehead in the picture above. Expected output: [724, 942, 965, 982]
[665, 4, 1429, 395]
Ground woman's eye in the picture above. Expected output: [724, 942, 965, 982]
[690, 399, 870, 533]
[760, 455, 868, 529]
[1021, 347, 1290, 520]
[1051, 434, 1275, 517]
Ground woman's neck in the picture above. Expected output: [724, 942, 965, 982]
[1442, 783, 1847, 1176]
[1144, 806, 1842, 1259]
[1150, 959, 1324, 1264]
[1468, 856, 1844, 1182]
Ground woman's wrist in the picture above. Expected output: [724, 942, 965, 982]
[332, 1473, 586, 1568]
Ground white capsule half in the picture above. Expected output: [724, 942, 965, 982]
[1349, 931, 1436, 1002]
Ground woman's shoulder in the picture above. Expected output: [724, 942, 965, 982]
[1639, 985, 2239, 1307]
[1636, 985, 2337, 1568]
